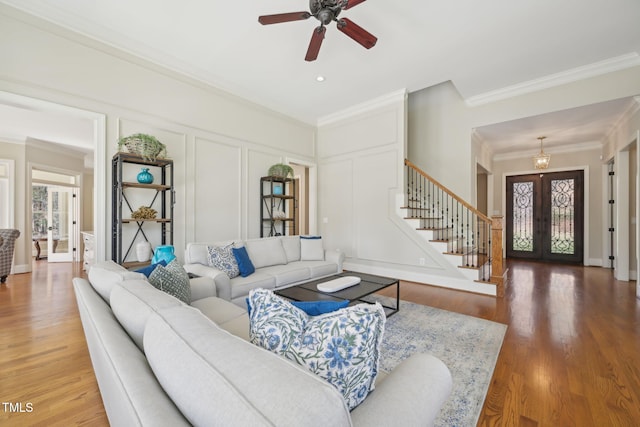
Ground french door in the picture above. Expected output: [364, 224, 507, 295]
[506, 171, 584, 263]
[47, 186, 77, 262]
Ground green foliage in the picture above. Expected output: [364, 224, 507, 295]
[268, 163, 294, 178]
[118, 133, 167, 161]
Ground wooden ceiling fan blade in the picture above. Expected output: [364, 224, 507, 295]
[305, 26, 326, 62]
[258, 11, 311, 25]
[337, 18, 377, 49]
[343, 0, 368, 10]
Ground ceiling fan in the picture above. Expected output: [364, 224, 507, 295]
[258, 0, 377, 61]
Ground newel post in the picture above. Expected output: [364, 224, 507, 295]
[491, 216, 506, 297]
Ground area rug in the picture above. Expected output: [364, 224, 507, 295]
[367, 296, 507, 427]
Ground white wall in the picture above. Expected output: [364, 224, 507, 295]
[317, 91, 469, 284]
[0, 6, 316, 263]
[318, 91, 411, 261]
[408, 82, 472, 200]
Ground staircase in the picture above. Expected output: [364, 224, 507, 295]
[403, 159, 505, 296]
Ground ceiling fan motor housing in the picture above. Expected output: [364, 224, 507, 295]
[317, 9, 336, 25]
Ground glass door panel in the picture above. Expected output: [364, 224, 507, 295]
[47, 186, 74, 262]
[507, 171, 583, 263]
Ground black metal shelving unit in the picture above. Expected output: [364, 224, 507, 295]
[260, 176, 296, 237]
[112, 152, 174, 268]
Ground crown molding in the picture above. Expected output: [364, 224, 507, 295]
[465, 53, 640, 107]
[317, 89, 407, 127]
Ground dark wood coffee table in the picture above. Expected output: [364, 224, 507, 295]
[275, 272, 399, 317]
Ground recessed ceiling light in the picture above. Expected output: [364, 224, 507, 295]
[316, 75, 325, 82]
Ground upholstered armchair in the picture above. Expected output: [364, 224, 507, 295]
[0, 229, 20, 283]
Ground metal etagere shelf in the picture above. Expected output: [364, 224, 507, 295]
[260, 176, 296, 237]
[112, 153, 174, 268]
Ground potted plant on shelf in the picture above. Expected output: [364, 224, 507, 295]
[268, 163, 294, 179]
[118, 133, 167, 162]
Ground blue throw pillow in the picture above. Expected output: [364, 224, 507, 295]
[291, 299, 349, 316]
[232, 246, 255, 277]
[135, 259, 167, 277]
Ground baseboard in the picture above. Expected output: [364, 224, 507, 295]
[12, 264, 31, 274]
[343, 261, 497, 296]
[587, 258, 603, 267]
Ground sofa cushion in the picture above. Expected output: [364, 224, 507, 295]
[259, 264, 310, 287]
[216, 314, 250, 341]
[110, 279, 183, 350]
[245, 237, 287, 269]
[281, 236, 301, 262]
[300, 236, 324, 261]
[144, 305, 351, 427]
[73, 278, 190, 426]
[87, 260, 146, 303]
[295, 260, 340, 278]
[207, 243, 240, 278]
[149, 259, 191, 304]
[188, 276, 218, 302]
[248, 289, 386, 410]
[228, 272, 276, 300]
[190, 296, 247, 326]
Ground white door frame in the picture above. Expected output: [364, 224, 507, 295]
[0, 91, 105, 268]
[0, 158, 15, 229]
[29, 164, 82, 262]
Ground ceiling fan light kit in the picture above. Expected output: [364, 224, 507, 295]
[258, 0, 377, 61]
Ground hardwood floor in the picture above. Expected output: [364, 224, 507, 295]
[1, 260, 639, 426]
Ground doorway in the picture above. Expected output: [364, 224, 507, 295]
[291, 163, 311, 235]
[506, 170, 584, 263]
[32, 168, 81, 263]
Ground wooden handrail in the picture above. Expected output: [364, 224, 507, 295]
[405, 159, 491, 224]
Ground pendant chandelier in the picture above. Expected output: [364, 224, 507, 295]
[533, 136, 550, 170]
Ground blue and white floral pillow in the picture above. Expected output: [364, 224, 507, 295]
[206, 243, 239, 278]
[247, 289, 386, 410]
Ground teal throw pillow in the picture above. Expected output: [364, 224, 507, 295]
[207, 243, 240, 278]
[291, 299, 349, 316]
[148, 259, 191, 304]
[232, 246, 255, 277]
[247, 289, 385, 410]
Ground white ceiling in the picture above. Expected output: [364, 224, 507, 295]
[476, 97, 639, 156]
[1, 0, 640, 154]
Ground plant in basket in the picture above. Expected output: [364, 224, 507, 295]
[118, 133, 167, 162]
[268, 163, 294, 179]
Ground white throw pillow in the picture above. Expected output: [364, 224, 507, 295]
[281, 236, 301, 262]
[300, 236, 324, 261]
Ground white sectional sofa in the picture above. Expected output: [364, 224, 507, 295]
[184, 236, 345, 307]
[74, 260, 453, 426]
